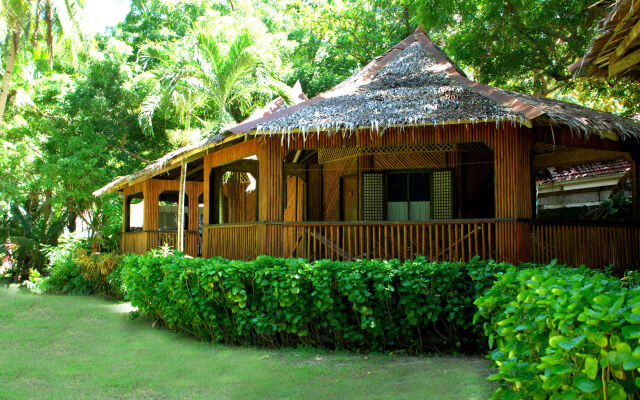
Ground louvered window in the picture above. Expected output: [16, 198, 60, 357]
[363, 173, 384, 221]
[362, 170, 453, 221]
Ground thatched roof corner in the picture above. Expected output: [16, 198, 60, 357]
[571, 0, 640, 79]
[229, 27, 640, 141]
[93, 84, 307, 196]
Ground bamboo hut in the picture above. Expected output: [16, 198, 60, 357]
[96, 28, 640, 269]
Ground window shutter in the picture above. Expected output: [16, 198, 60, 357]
[363, 173, 384, 221]
[432, 170, 453, 219]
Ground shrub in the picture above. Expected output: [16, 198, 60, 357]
[40, 235, 124, 298]
[76, 252, 125, 300]
[122, 254, 511, 353]
[475, 263, 640, 399]
[40, 235, 92, 295]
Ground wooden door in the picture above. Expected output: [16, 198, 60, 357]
[341, 175, 359, 221]
[341, 175, 359, 258]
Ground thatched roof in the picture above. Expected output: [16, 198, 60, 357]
[96, 28, 640, 196]
[230, 28, 640, 140]
[92, 84, 307, 196]
[570, 0, 640, 79]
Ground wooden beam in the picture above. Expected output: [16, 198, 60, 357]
[186, 164, 204, 179]
[177, 162, 187, 252]
[222, 159, 258, 176]
[283, 162, 307, 180]
[614, 18, 640, 62]
[610, 47, 640, 76]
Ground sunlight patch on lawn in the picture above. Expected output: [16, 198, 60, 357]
[101, 302, 137, 313]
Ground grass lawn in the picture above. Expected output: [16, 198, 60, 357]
[0, 287, 494, 399]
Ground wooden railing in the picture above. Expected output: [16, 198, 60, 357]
[203, 224, 262, 260]
[532, 222, 640, 270]
[133, 221, 639, 269]
[122, 231, 201, 257]
[122, 231, 148, 255]
[203, 220, 496, 262]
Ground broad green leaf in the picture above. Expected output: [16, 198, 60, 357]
[584, 357, 598, 380]
[622, 325, 640, 339]
[573, 374, 602, 393]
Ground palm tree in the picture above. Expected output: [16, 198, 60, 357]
[0, 0, 88, 127]
[139, 28, 286, 140]
[192, 29, 257, 130]
[0, 0, 30, 125]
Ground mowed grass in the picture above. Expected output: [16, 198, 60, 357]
[0, 287, 494, 400]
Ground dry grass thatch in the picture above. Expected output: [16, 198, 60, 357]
[229, 28, 640, 141]
[570, 0, 640, 79]
[95, 28, 640, 196]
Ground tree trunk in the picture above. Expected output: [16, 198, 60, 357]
[0, 30, 21, 128]
[46, 1, 54, 70]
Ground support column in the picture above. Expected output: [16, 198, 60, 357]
[257, 136, 286, 256]
[494, 124, 532, 264]
[177, 162, 187, 252]
[630, 146, 640, 221]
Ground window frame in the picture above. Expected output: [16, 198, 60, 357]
[361, 168, 455, 222]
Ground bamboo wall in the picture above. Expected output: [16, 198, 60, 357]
[494, 124, 532, 263]
[121, 179, 203, 256]
[195, 122, 637, 266]
[322, 158, 357, 221]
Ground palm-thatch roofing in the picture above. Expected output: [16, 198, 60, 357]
[570, 0, 640, 79]
[229, 28, 640, 140]
[95, 28, 640, 196]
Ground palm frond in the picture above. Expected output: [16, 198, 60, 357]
[138, 94, 161, 136]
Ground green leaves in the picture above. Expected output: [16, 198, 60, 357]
[121, 254, 509, 353]
[573, 374, 602, 393]
[478, 264, 640, 399]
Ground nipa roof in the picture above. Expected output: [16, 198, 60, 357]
[230, 27, 640, 140]
[95, 28, 640, 196]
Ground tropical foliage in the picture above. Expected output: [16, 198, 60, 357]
[476, 264, 640, 399]
[122, 253, 510, 353]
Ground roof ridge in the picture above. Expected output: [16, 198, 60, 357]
[412, 28, 544, 121]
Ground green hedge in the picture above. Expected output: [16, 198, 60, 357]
[475, 263, 640, 399]
[122, 254, 510, 353]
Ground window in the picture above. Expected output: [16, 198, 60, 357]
[158, 191, 189, 231]
[386, 172, 431, 221]
[125, 192, 144, 232]
[363, 170, 454, 221]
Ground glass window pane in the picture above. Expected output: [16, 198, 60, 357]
[387, 173, 408, 202]
[409, 172, 430, 201]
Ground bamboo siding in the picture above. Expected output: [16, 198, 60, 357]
[203, 220, 496, 262]
[123, 231, 200, 257]
[532, 222, 640, 270]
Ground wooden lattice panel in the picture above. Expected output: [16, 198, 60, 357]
[318, 142, 488, 164]
[362, 173, 384, 221]
[432, 170, 453, 219]
[322, 158, 358, 221]
[373, 152, 448, 170]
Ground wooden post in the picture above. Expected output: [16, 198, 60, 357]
[630, 146, 640, 221]
[257, 136, 286, 256]
[494, 124, 532, 264]
[177, 162, 187, 252]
